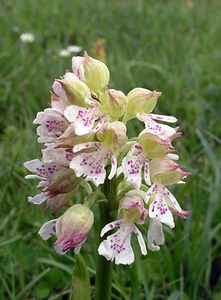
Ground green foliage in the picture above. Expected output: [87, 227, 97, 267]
[0, 0, 221, 299]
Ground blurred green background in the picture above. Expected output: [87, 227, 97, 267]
[0, 0, 221, 299]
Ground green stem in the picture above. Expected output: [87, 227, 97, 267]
[94, 176, 117, 300]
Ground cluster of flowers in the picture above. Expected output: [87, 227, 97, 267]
[24, 53, 191, 264]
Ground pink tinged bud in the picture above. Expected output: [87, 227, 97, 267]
[54, 204, 94, 254]
[150, 157, 191, 186]
[38, 204, 94, 254]
[147, 219, 164, 251]
[123, 88, 162, 122]
[50, 72, 89, 112]
[138, 133, 172, 159]
[72, 53, 110, 92]
[118, 196, 148, 224]
[98, 219, 147, 265]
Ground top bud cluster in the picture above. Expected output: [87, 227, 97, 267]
[24, 53, 191, 265]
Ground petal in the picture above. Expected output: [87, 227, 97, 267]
[100, 220, 123, 237]
[108, 154, 117, 180]
[138, 115, 176, 140]
[64, 105, 98, 135]
[38, 219, 57, 240]
[24, 159, 58, 181]
[150, 114, 177, 123]
[167, 153, 179, 160]
[144, 159, 151, 186]
[164, 187, 182, 212]
[28, 193, 48, 204]
[122, 146, 144, 189]
[147, 219, 164, 251]
[73, 142, 101, 153]
[133, 225, 147, 255]
[70, 151, 106, 186]
[137, 114, 164, 135]
[149, 187, 175, 228]
[53, 244, 68, 255]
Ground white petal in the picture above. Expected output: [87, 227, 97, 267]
[137, 115, 164, 135]
[100, 220, 123, 237]
[38, 219, 57, 240]
[149, 187, 175, 228]
[64, 105, 97, 135]
[70, 151, 106, 186]
[122, 154, 143, 189]
[144, 159, 151, 186]
[133, 225, 147, 255]
[147, 219, 164, 251]
[164, 187, 182, 212]
[108, 154, 117, 180]
[167, 153, 179, 160]
[28, 193, 48, 204]
[150, 114, 177, 123]
[72, 56, 85, 79]
[25, 174, 45, 180]
[73, 142, 101, 153]
[24, 159, 42, 173]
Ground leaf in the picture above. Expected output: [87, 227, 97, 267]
[70, 254, 91, 300]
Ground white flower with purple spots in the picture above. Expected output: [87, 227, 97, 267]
[70, 142, 117, 186]
[64, 103, 105, 136]
[122, 143, 151, 189]
[146, 184, 191, 228]
[34, 108, 69, 143]
[98, 220, 147, 265]
[138, 113, 178, 141]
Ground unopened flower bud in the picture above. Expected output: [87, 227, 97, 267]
[101, 88, 127, 120]
[72, 53, 110, 92]
[138, 133, 172, 159]
[54, 204, 94, 253]
[56, 77, 91, 108]
[123, 88, 162, 122]
[150, 158, 191, 185]
[97, 121, 127, 151]
[118, 196, 147, 224]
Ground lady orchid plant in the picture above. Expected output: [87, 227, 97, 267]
[24, 53, 191, 300]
